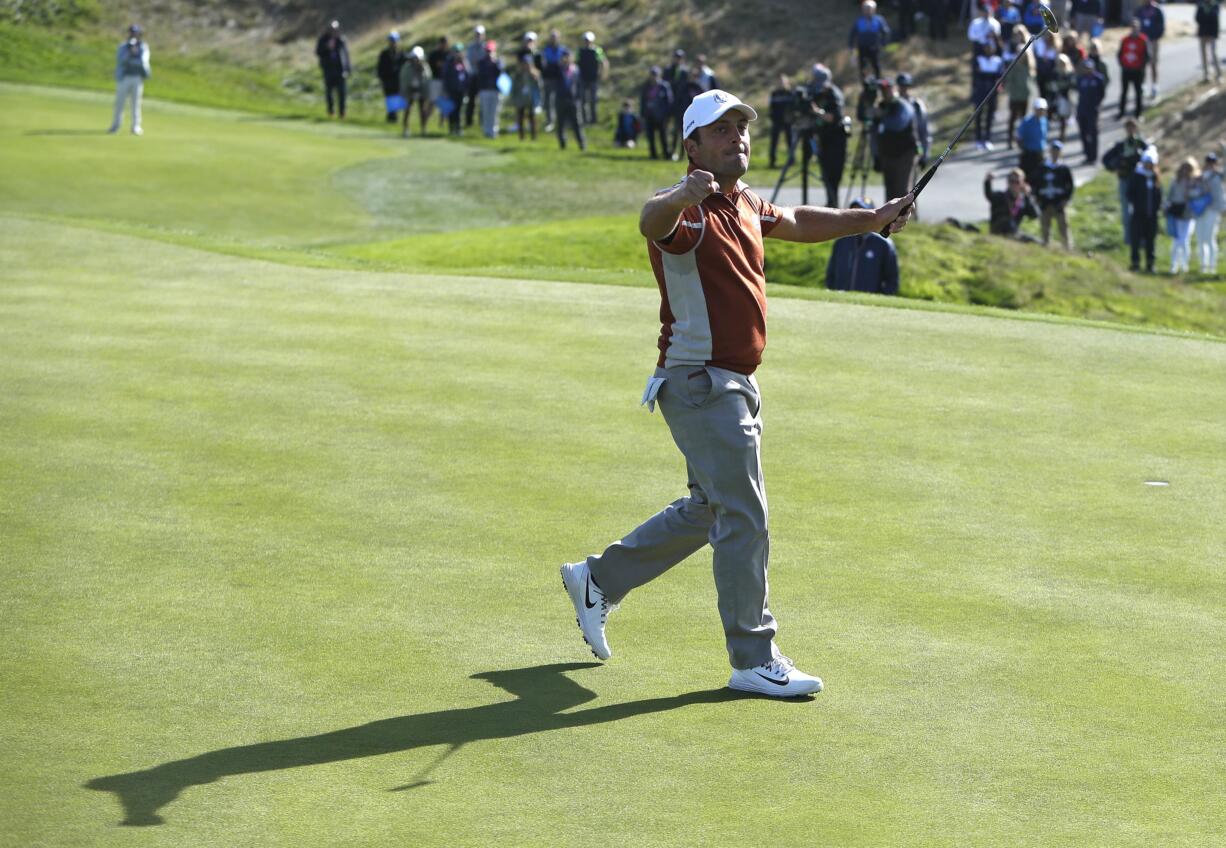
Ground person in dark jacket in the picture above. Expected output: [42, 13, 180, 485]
[985, 168, 1039, 238]
[614, 98, 641, 147]
[639, 66, 674, 159]
[1134, 0, 1164, 97]
[972, 40, 1005, 149]
[848, 1, 891, 79]
[1197, 0, 1221, 83]
[553, 50, 586, 151]
[1036, 140, 1075, 247]
[426, 36, 451, 130]
[441, 44, 470, 136]
[539, 30, 566, 130]
[768, 75, 794, 168]
[826, 198, 900, 293]
[926, 0, 949, 38]
[871, 79, 919, 203]
[377, 32, 405, 122]
[1102, 118, 1151, 243]
[1071, 0, 1105, 37]
[315, 20, 351, 118]
[1127, 146, 1162, 271]
[663, 49, 691, 160]
[1075, 58, 1106, 163]
[577, 31, 608, 124]
[811, 65, 849, 207]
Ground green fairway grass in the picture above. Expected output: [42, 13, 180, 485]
[2, 213, 1224, 847]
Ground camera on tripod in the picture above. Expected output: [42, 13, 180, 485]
[856, 76, 881, 124]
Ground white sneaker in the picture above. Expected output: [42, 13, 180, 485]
[560, 562, 616, 660]
[983, 140, 994, 151]
[131, 127, 143, 136]
[728, 654, 823, 697]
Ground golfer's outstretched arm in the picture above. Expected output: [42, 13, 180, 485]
[769, 193, 915, 243]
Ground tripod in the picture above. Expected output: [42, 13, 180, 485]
[843, 122, 873, 208]
[770, 129, 817, 206]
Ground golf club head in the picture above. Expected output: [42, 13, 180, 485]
[1040, 4, 1060, 33]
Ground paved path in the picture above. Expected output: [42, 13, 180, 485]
[759, 3, 1207, 220]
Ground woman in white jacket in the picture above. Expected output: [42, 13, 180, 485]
[1194, 152, 1224, 273]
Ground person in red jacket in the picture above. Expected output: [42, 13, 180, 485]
[1117, 19, 1150, 120]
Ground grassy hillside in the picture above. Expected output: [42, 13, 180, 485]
[3, 213, 1224, 846]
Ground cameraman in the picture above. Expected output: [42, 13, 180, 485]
[109, 24, 150, 135]
[870, 78, 920, 205]
[768, 75, 793, 169]
[809, 64, 849, 208]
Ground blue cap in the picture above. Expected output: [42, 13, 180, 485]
[895, 72, 914, 87]
[1050, 139, 1063, 150]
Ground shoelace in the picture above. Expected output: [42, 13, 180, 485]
[767, 655, 795, 676]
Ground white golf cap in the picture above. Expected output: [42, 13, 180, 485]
[524, 30, 537, 41]
[1141, 146, 1159, 164]
[1033, 96, 1048, 111]
[584, 30, 595, 41]
[410, 45, 424, 59]
[474, 24, 486, 34]
[682, 89, 757, 139]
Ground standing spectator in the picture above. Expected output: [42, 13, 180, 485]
[1071, 0, 1105, 38]
[1117, 19, 1149, 118]
[640, 66, 674, 159]
[377, 32, 405, 123]
[692, 54, 719, 93]
[426, 37, 451, 131]
[985, 168, 1040, 238]
[1197, 0, 1222, 83]
[465, 27, 486, 129]
[972, 40, 1005, 150]
[968, 4, 1002, 55]
[1023, 0, 1050, 34]
[517, 31, 538, 65]
[1102, 118, 1152, 244]
[1126, 146, 1162, 272]
[897, 0, 917, 41]
[1194, 152, 1224, 272]
[849, 1, 891, 79]
[614, 98, 641, 147]
[926, 0, 949, 39]
[663, 49, 691, 160]
[442, 43, 470, 136]
[1049, 54, 1075, 143]
[896, 72, 930, 178]
[540, 30, 566, 131]
[1034, 29, 1060, 102]
[812, 65, 849, 207]
[768, 74, 794, 169]
[400, 45, 432, 137]
[577, 31, 608, 125]
[1016, 97, 1049, 185]
[1166, 158, 1199, 274]
[315, 20, 350, 119]
[1036, 140, 1075, 248]
[109, 24, 150, 135]
[1134, 0, 1164, 98]
[476, 41, 504, 139]
[553, 50, 586, 151]
[1003, 25, 1036, 148]
[1087, 38, 1110, 85]
[826, 198, 900, 293]
[871, 79, 920, 203]
[1000, 0, 1023, 29]
[1075, 58, 1106, 163]
[1061, 33, 1087, 65]
[511, 53, 541, 141]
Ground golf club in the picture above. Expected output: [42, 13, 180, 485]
[879, 3, 1060, 236]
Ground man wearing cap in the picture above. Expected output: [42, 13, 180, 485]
[315, 20, 350, 119]
[1126, 146, 1162, 272]
[1015, 97, 1049, 186]
[378, 32, 405, 123]
[1036, 140, 1075, 248]
[810, 65, 849, 208]
[1102, 118, 1152, 244]
[849, 1, 891, 79]
[560, 89, 914, 698]
[400, 45, 432, 137]
[767, 74, 794, 170]
[540, 30, 567, 131]
[639, 65, 675, 159]
[825, 197, 900, 293]
[426, 37, 451, 131]
[663, 49, 692, 161]
[476, 40, 504, 139]
[871, 78, 921, 204]
[577, 31, 608, 125]
[109, 24, 150, 135]
[1075, 57, 1106, 164]
[464, 27, 487, 128]
[896, 72, 931, 175]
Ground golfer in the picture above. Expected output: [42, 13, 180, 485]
[562, 90, 913, 698]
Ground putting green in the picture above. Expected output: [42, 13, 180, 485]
[1, 215, 1223, 847]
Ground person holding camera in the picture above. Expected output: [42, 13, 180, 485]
[985, 168, 1039, 240]
[871, 78, 920, 204]
[109, 24, 150, 135]
[810, 65, 849, 208]
[896, 72, 930, 182]
[767, 75, 794, 169]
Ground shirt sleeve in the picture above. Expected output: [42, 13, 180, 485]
[654, 199, 705, 254]
[746, 190, 784, 238]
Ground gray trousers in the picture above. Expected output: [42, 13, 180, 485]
[586, 365, 776, 669]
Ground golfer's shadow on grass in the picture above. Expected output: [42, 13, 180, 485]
[85, 662, 754, 826]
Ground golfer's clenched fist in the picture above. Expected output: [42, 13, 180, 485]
[673, 169, 720, 208]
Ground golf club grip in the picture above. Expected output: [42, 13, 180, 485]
[877, 160, 940, 237]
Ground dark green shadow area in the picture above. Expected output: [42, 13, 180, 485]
[85, 663, 784, 826]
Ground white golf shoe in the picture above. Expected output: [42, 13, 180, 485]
[560, 561, 616, 660]
[728, 654, 823, 697]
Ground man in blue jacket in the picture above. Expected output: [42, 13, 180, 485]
[1071, 0, 1104, 38]
[1075, 58, 1106, 163]
[1135, 0, 1165, 97]
[639, 66, 674, 159]
[1015, 97, 1048, 186]
[109, 24, 150, 135]
[825, 198, 900, 293]
[848, 0, 891, 79]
